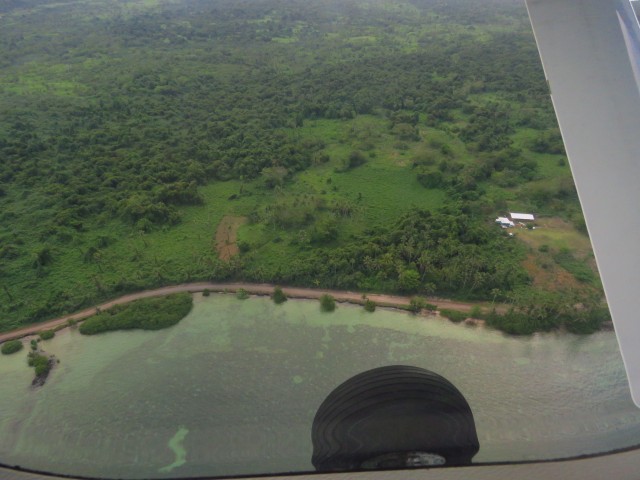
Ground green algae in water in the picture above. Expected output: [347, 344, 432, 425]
[158, 427, 189, 473]
[1, 294, 640, 479]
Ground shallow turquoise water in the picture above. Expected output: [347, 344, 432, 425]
[1, 294, 639, 478]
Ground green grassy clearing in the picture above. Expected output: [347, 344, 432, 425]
[516, 220, 592, 254]
[235, 116, 448, 271]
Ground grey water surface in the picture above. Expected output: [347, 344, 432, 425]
[1, 294, 639, 479]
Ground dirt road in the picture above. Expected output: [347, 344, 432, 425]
[0, 282, 499, 343]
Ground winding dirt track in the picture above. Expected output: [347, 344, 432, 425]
[0, 283, 497, 343]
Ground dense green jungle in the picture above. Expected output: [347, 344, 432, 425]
[0, 0, 609, 335]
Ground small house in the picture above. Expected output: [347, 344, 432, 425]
[495, 216, 515, 228]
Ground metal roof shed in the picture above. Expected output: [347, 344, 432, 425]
[510, 213, 535, 221]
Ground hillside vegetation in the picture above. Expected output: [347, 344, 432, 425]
[0, 0, 607, 334]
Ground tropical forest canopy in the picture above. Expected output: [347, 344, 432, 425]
[0, 0, 606, 334]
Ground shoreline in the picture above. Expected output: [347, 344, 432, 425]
[0, 282, 498, 344]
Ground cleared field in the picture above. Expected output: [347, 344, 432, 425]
[215, 216, 248, 261]
[516, 218, 593, 254]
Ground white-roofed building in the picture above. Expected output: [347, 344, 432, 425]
[495, 217, 515, 228]
[510, 213, 535, 222]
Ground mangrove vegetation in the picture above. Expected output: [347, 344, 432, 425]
[78, 293, 193, 335]
[1, 340, 23, 355]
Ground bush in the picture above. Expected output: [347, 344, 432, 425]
[485, 309, 541, 335]
[344, 150, 367, 170]
[573, 213, 588, 235]
[202, 288, 210, 297]
[272, 286, 287, 304]
[79, 293, 193, 335]
[1, 340, 23, 355]
[236, 288, 249, 300]
[398, 269, 421, 292]
[564, 307, 608, 334]
[409, 296, 427, 313]
[440, 309, 467, 323]
[28, 352, 51, 376]
[417, 169, 446, 189]
[39, 330, 55, 341]
[469, 306, 483, 319]
[311, 217, 339, 244]
[35, 362, 50, 377]
[364, 299, 376, 312]
[424, 303, 438, 312]
[320, 294, 336, 312]
[67, 318, 78, 328]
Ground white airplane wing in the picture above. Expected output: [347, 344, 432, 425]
[525, 0, 640, 406]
